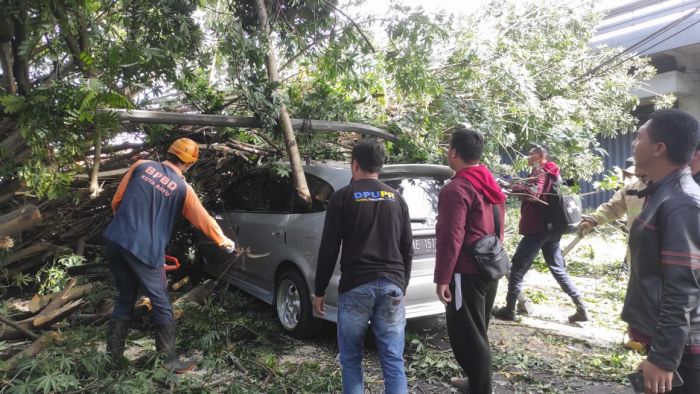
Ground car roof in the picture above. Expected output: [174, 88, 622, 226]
[303, 163, 454, 191]
[380, 164, 454, 180]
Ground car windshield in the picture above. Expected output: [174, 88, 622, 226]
[383, 177, 448, 230]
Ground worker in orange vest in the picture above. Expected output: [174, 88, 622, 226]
[104, 138, 235, 372]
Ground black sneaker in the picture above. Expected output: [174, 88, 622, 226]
[517, 299, 535, 315]
[493, 306, 516, 321]
[568, 307, 590, 323]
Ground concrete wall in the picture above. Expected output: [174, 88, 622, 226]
[679, 52, 700, 119]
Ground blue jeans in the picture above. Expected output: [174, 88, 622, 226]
[505, 232, 581, 306]
[337, 278, 407, 394]
[106, 241, 173, 325]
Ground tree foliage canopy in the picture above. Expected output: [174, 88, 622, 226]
[1, 0, 656, 195]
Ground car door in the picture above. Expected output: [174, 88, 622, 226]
[234, 170, 292, 301]
[201, 173, 260, 293]
[287, 173, 343, 321]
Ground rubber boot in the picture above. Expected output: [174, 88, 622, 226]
[568, 297, 591, 323]
[493, 300, 517, 321]
[154, 322, 196, 373]
[107, 320, 130, 365]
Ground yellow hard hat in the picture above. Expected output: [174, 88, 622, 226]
[168, 138, 199, 164]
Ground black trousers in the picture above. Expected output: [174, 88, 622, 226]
[446, 274, 499, 394]
[106, 241, 172, 325]
[671, 353, 700, 394]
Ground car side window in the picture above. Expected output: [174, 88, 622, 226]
[223, 175, 259, 211]
[250, 172, 292, 212]
[292, 173, 335, 214]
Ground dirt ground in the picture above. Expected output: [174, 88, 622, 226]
[260, 229, 641, 393]
[1, 228, 642, 393]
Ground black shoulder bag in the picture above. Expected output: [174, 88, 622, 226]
[468, 204, 511, 280]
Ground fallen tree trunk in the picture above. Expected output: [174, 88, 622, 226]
[28, 283, 94, 313]
[0, 314, 38, 340]
[0, 205, 41, 236]
[0, 278, 88, 339]
[173, 279, 215, 319]
[0, 180, 20, 205]
[1, 333, 55, 372]
[36, 278, 77, 317]
[173, 279, 215, 307]
[254, 0, 311, 202]
[32, 299, 83, 329]
[0, 324, 28, 340]
[68, 312, 110, 325]
[0, 241, 57, 269]
[5, 257, 51, 278]
[171, 276, 189, 291]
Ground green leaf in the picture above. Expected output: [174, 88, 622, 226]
[0, 95, 25, 114]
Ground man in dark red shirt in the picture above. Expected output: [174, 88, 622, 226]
[493, 146, 589, 323]
[434, 128, 506, 394]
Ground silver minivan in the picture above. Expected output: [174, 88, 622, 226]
[198, 163, 453, 338]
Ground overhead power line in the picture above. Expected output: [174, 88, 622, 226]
[578, 4, 700, 82]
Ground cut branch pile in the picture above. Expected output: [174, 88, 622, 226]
[0, 278, 84, 340]
[0, 274, 222, 368]
[0, 122, 274, 285]
[0, 111, 386, 285]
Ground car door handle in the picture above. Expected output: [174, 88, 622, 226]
[271, 232, 281, 238]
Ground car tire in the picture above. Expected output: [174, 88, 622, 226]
[275, 268, 322, 339]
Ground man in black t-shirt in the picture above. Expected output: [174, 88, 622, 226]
[314, 139, 413, 394]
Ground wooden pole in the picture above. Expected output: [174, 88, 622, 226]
[101, 109, 398, 142]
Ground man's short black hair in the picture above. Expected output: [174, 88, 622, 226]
[450, 128, 484, 162]
[647, 109, 700, 165]
[351, 139, 385, 173]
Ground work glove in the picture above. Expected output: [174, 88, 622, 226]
[577, 219, 595, 235]
[221, 238, 236, 254]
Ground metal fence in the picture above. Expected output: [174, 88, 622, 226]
[579, 133, 636, 210]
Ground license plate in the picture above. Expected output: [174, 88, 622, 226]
[413, 237, 436, 255]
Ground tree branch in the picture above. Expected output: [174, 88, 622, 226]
[278, 33, 330, 72]
[89, 132, 102, 198]
[321, 0, 375, 53]
[0, 3, 13, 94]
[10, 0, 31, 95]
[35, 59, 76, 86]
[50, 0, 97, 77]
[0, 42, 15, 94]
[252, 130, 284, 155]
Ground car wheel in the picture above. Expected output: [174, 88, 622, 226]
[275, 268, 321, 339]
